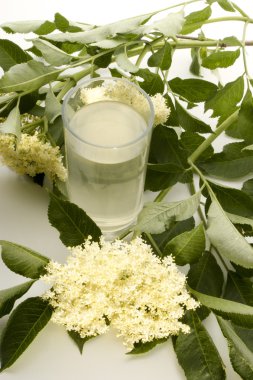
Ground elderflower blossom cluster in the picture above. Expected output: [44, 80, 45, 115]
[0, 132, 67, 181]
[80, 81, 170, 126]
[41, 237, 198, 351]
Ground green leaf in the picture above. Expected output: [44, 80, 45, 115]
[206, 200, 253, 268]
[175, 99, 212, 133]
[233, 325, 253, 352]
[227, 90, 253, 144]
[145, 126, 190, 191]
[223, 271, 253, 306]
[137, 69, 164, 95]
[0, 39, 31, 72]
[191, 290, 253, 328]
[115, 45, 138, 73]
[135, 192, 200, 234]
[209, 182, 253, 217]
[32, 39, 73, 66]
[68, 331, 94, 354]
[128, 338, 168, 354]
[190, 48, 201, 76]
[205, 76, 244, 120]
[45, 86, 62, 123]
[222, 36, 242, 46]
[207, 0, 235, 12]
[91, 38, 127, 49]
[173, 311, 226, 380]
[226, 213, 253, 232]
[218, 318, 253, 380]
[181, 6, 212, 34]
[152, 218, 195, 252]
[0, 297, 53, 371]
[146, 11, 185, 37]
[0, 280, 35, 318]
[54, 12, 69, 32]
[180, 132, 214, 162]
[188, 251, 224, 319]
[164, 223, 205, 265]
[45, 13, 153, 44]
[48, 116, 64, 147]
[0, 20, 55, 34]
[200, 142, 253, 179]
[0, 103, 21, 139]
[168, 77, 217, 103]
[147, 42, 172, 70]
[0, 61, 61, 93]
[202, 49, 240, 69]
[48, 193, 102, 247]
[243, 179, 253, 201]
[164, 94, 179, 126]
[0, 241, 49, 279]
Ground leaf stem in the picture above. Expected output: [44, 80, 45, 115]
[144, 232, 163, 257]
[188, 181, 207, 228]
[154, 187, 171, 202]
[56, 79, 75, 101]
[188, 110, 239, 164]
[241, 21, 251, 85]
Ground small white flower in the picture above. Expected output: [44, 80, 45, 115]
[41, 237, 199, 351]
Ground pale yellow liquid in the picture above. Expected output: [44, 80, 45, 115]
[65, 101, 148, 233]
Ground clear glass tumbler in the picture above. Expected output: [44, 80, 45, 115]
[62, 76, 154, 234]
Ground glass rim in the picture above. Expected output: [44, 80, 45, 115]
[62, 76, 155, 149]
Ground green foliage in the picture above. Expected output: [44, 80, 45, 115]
[128, 338, 168, 354]
[0, 240, 49, 278]
[0, 1, 253, 376]
[68, 331, 94, 354]
[173, 311, 226, 380]
[48, 193, 102, 246]
[0, 297, 52, 371]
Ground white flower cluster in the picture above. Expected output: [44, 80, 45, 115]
[80, 81, 170, 126]
[0, 132, 67, 181]
[41, 237, 198, 351]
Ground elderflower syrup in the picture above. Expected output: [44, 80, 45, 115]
[63, 77, 154, 235]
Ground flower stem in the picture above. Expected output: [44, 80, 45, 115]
[154, 187, 171, 202]
[188, 109, 239, 164]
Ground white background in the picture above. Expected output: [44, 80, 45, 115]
[0, 1, 253, 379]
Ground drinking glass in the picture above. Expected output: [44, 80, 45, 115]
[62, 76, 154, 235]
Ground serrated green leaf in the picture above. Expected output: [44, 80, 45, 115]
[48, 193, 102, 247]
[164, 94, 179, 126]
[226, 213, 253, 230]
[0, 240, 49, 279]
[45, 13, 153, 44]
[0, 20, 55, 34]
[181, 6, 212, 34]
[145, 11, 185, 37]
[0, 103, 21, 138]
[0, 297, 53, 371]
[202, 49, 240, 69]
[174, 311, 226, 380]
[94, 50, 113, 68]
[209, 182, 253, 217]
[206, 200, 253, 268]
[175, 99, 212, 133]
[68, 331, 94, 354]
[0, 61, 61, 93]
[224, 271, 253, 306]
[32, 39, 73, 66]
[48, 115, 64, 147]
[115, 45, 138, 73]
[45, 86, 62, 123]
[0, 280, 35, 318]
[152, 218, 195, 252]
[218, 318, 253, 380]
[226, 90, 253, 144]
[145, 126, 190, 191]
[180, 132, 214, 162]
[0, 39, 31, 71]
[54, 12, 69, 32]
[137, 69, 164, 95]
[34, 21, 56, 35]
[188, 251, 224, 319]
[164, 223, 205, 265]
[205, 76, 244, 120]
[128, 338, 168, 354]
[135, 192, 200, 234]
[168, 77, 217, 103]
[191, 290, 253, 328]
[222, 36, 242, 46]
[233, 325, 253, 352]
[91, 38, 127, 49]
[147, 42, 172, 70]
[200, 142, 253, 179]
[190, 48, 201, 76]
